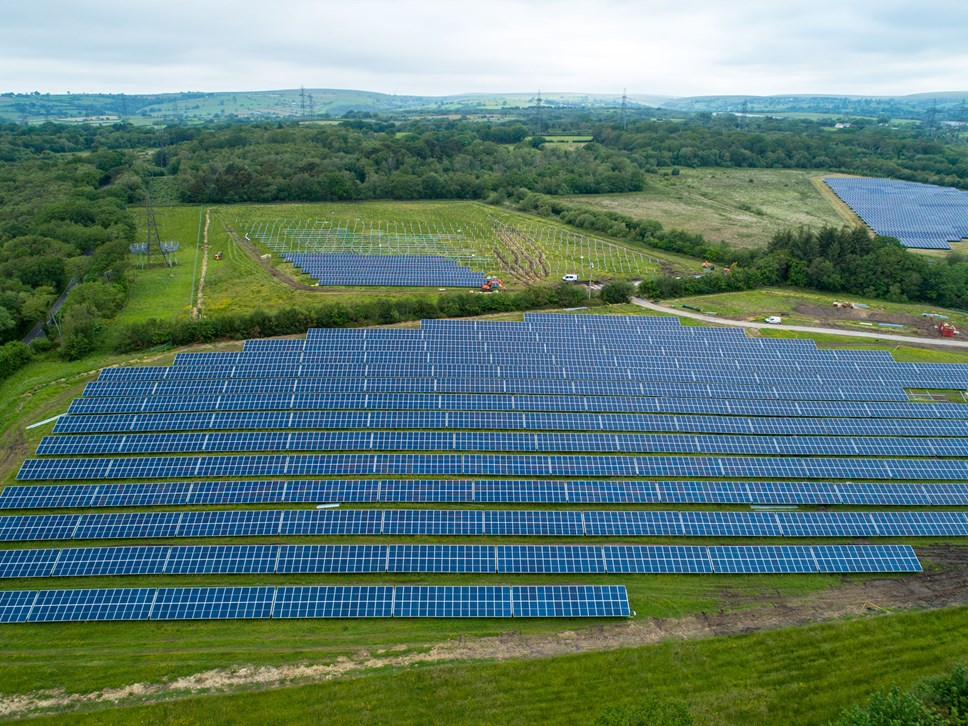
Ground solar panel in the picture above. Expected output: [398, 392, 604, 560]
[392, 586, 513, 618]
[497, 545, 606, 573]
[29, 587, 155, 622]
[0, 590, 38, 623]
[603, 545, 712, 573]
[387, 545, 495, 573]
[512, 585, 630, 618]
[276, 544, 386, 573]
[272, 586, 394, 618]
[151, 586, 275, 620]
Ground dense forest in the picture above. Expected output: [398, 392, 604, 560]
[1, 110, 967, 366]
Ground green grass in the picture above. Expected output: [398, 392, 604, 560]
[22, 606, 968, 725]
[569, 168, 849, 249]
[0, 571, 844, 697]
[116, 206, 203, 325]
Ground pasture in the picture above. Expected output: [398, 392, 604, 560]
[569, 168, 850, 248]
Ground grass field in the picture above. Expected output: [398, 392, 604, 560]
[115, 202, 699, 323]
[17, 607, 968, 724]
[569, 168, 850, 249]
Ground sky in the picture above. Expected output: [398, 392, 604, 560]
[2, 0, 967, 97]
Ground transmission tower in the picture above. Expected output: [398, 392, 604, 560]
[131, 190, 178, 269]
[536, 90, 544, 132]
[300, 86, 306, 119]
[621, 88, 628, 129]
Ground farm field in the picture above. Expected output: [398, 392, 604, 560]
[121, 202, 695, 324]
[569, 168, 850, 248]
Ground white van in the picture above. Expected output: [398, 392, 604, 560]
[562, 274, 579, 282]
[764, 316, 782, 324]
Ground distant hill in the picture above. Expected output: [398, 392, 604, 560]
[1, 88, 965, 125]
[657, 92, 968, 120]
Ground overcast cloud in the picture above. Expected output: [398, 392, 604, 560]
[1, 0, 966, 96]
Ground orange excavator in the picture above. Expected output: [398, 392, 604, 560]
[481, 277, 504, 292]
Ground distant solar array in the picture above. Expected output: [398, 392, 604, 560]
[824, 177, 968, 250]
[0, 544, 921, 579]
[283, 253, 486, 287]
[0, 585, 630, 622]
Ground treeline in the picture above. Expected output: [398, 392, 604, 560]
[594, 117, 968, 189]
[638, 226, 968, 310]
[112, 284, 592, 354]
[165, 123, 645, 203]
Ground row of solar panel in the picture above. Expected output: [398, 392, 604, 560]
[68, 394, 968, 419]
[97, 368, 963, 401]
[0, 544, 922, 579]
[5, 480, 966, 510]
[52, 410, 968, 438]
[35, 431, 968, 458]
[1, 508, 965, 541]
[0, 584, 630, 622]
[18, 453, 968, 481]
[80, 377, 916, 403]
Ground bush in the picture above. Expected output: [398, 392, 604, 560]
[0, 340, 32, 380]
[599, 280, 634, 304]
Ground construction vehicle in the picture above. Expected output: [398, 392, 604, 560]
[939, 321, 958, 337]
[214, 251, 223, 261]
[481, 277, 504, 293]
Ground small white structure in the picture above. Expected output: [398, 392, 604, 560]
[764, 316, 782, 324]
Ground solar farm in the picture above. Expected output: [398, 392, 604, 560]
[4, 312, 968, 625]
[240, 209, 664, 286]
[824, 176, 968, 250]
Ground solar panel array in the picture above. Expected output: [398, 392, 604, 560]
[824, 177, 968, 250]
[5, 480, 968, 510]
[0, 509, 964, 541]
[0, 544, 920, 579]
[0, 585, 630, 622]
[7, 312, 964, 621]
[282, 253, 487, 288]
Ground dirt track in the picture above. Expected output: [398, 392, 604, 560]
[3, 545, 965, 720]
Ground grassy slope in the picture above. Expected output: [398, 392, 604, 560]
[24, 606, 968, 725]
[569, 168, 849, 249]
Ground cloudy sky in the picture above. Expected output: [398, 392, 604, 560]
[2, 0, 967, 97]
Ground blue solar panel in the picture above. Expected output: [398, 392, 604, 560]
[151, 586, 275, 620]
[512, 585, 630, 618]
[272, 586, 394, 618]
[710, 546, 816, 573]
[497, 545, 606, 573]
[813, 544, 922, 573]
[603, 545, 712, 573]
[387, 545, 494, 573]
[392, 586, 513, 618]
[0, 590, 38, 622]
[0, 548, 61, 579]
[29, 587, 155, 622]
[276, 544, 386, 573]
